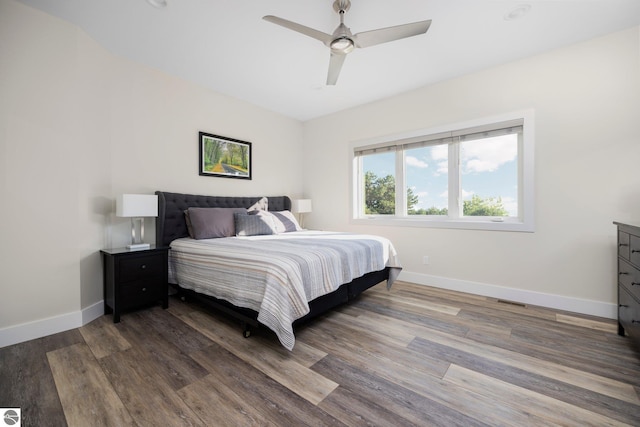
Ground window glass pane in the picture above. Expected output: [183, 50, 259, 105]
[362, 151, 396, 215]
[460, 133, 518, 217]
[405, 144, 449, 215]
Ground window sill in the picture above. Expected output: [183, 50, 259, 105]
[350, 216, 534, 232]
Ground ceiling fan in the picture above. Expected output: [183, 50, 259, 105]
[263, 0, 432, 85]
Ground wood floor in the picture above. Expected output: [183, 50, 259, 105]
[1, 281, 639, 426]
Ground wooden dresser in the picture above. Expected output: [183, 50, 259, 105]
[614, 222, 640, 342]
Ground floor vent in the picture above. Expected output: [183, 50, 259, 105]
[497, 299, 526, 307]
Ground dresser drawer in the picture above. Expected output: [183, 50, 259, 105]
[618, 231, 630, 260]
[618, 285, 640, 337]
[119, 254, 164, 282]
[630, 235, 640, 267]
[618, 259, 640, 300]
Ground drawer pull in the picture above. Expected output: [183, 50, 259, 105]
[142, 287, 147, 292]
[633, 320, 640, 324]
[619, 272, 629, 275]
[633, 283, 640, 286]
[620, 243, 629, 247]
[141, 264, 147, 269]
[619, 304, 629, 308]
[633, 249, 640, 254]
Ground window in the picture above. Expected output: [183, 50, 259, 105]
[351, 111, 534, 231]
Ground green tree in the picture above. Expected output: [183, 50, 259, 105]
[410, 206, 448, 215]
[364, 171, 419, 214]
[463, 194, 508, 216]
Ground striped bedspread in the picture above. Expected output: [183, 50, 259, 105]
[168, 230, 401, 350]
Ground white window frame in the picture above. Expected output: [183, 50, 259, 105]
[350, 110, 535, 232]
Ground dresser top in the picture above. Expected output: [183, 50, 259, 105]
[614, 221, 640, 234]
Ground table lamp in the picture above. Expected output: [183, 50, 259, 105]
[116, 194, 158, 249]
[292, 199, 312, 229]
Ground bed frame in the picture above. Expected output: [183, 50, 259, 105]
[155, 191, 390, 338]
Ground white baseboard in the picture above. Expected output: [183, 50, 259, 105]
[398, 271, 617, 320]
[0, 301, 104, 348]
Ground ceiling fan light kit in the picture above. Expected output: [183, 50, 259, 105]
[263, 0, 431, 85]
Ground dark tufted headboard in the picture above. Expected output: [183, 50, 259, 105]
[155, 191, 292, 247]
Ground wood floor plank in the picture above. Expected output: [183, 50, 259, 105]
[129, 306, 213, 355]
[46, 343, 133, 426]
[177, 373, 277, 427]
[99, 345, 205, 427]
[115, 309, 210, 391]
[505, 327, 640, 386]
[354, 297, 470, 337]
[556, 313, 618, 333]
[0, 330, 82, 427]
[180, 310, 338, 405]
[79, 315, 131, 359]
[364, 287, 461, 316]
[409, 337, 640, 425]
[185, 343, 346, 426]
[317, 309, 416, 347]
[298, 314, 450, 382]
[358, 307, 640, 405]
[443, 364, 631, 427]
[305, 325, 574, 427]
[313, 355, 493, 427]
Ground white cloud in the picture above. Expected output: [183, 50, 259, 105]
[431, 145, 447, 160]
[406, 156, 429, 168]
[429, 145, 448, 175]
[462, 135, 517, 173]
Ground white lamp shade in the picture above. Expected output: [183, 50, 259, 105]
[116, 194, 158, 217]
[292, 199, 312, 213]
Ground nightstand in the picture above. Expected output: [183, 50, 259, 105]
[100, 245, 170, 323]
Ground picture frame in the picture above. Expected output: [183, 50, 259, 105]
[199, 132, 252, 180]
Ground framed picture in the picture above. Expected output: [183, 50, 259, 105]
[199, 132, 252, 180]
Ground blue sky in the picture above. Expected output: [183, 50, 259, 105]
[363, 134, 518, 216]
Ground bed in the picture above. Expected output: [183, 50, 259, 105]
[156, 191, 401, 350]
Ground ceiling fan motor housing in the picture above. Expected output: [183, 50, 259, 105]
[333, 0, 351, 14]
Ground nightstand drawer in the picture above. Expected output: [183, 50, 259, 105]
[120, 281, 163, 309]
[119, 254, 164, 282]
[618, 258, 640, 300]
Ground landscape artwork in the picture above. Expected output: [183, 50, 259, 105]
[199, 132, 252, 180]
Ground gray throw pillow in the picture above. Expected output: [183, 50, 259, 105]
[187, 207, 247, 239]
[234, 212, 277, 236]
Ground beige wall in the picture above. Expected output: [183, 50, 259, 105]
[0, 0, 304, 340]
[302, 26, 640, 315]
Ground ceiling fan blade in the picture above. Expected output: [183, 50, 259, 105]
[353, 20, 432, 48]
[263, 15, 332, 44]
[326, 52, 347, 85]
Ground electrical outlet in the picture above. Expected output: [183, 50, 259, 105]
[422, 256, 429, 265]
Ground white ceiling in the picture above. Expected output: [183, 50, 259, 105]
[15, 0, 640, 121]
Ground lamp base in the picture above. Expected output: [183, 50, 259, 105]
[127, 243, 151, 250]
